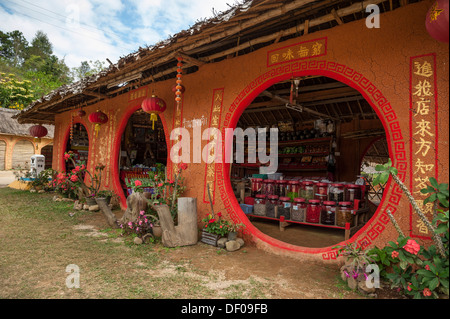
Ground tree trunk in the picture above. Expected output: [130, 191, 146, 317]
[96, 197, 119, 228]
[153, 197, 198, 248]
[120, 191, 149, 225]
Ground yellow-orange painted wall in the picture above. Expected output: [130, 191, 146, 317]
[52, 1, 449, 261]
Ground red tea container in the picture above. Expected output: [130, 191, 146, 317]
[306, 199, 321, 223]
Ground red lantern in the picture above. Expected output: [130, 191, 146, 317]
[77, 109, 86, 117]
[426, 0, 449, 43]
[88, 110, 108, 136]
[141, 95, 167, 130]
[29, 124, 48, 138]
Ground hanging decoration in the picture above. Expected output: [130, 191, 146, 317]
[425, 0, 449, 43]
[70, 114, 74, 142]
[141, 95, 167, 130]
[29, 124, 48, 149]
[88, 110, 108, 137]
[77, 109, 86, 117]
[175, 56, 184, 110]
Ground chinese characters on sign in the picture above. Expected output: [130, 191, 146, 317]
[267, 37, 327, 67]
[171, 97, 184, 179]
[128, 87, 147, 101]
[203, 88, 224, 204]
[409, 54, 438, 238]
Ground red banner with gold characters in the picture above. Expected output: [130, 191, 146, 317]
[170, 98, 184, 180]
[203, 88, 224, 204]
[409, 53, 439, 239]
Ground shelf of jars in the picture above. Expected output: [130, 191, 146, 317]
[240, 180, 371, 240]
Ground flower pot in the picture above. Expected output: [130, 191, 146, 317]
[227, 231, 238, 241]
[85, 197, 97, 206]
[152, 225, 162, 238]
[200, 229, 220, 246]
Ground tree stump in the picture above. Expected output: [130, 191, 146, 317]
[153, 197, 198, 248]
[95, 197, 118, 228]
[120, 191, 150, 225]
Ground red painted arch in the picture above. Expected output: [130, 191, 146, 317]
[110, 103, 170, 208]
[60, 119, 91, 173]
[219, 60, 406, 259]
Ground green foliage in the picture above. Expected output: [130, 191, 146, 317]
[372, 159, 398, 186]
[0, 29, 73, 110]
[367, 175, 449, 299]
[420, 177, 449, 208]
[202, 212, 231, 237]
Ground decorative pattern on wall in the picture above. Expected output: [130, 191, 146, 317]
[409, 53, 438, 240]
[218, 59, 407, 260]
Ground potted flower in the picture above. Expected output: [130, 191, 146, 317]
[227, 222, 246, 241]
[201, 212, 231, 246]
[96, 190, 114, 205]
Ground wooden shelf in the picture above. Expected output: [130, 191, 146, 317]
[278, 136, 332, 146]
[279, 152, 328, 157]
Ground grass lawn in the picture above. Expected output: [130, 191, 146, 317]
[0, 187, 365, 300]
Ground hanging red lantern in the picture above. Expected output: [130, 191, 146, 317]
[141, 95, 167, 130]
[425, 0, 449, 43]
[29, 124, 48, 149]
[88, 110, 108, 137]
[29, 124, 48, 138]
[77, 109, 86, 117]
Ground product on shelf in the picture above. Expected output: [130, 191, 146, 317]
[329, 183, 345, 202]
[306, 199, 321, 223]
[266, 195, 279, 218]
[336, 201, 354, 227]
[278, 197, 292, 220]
[321, 201, 336, 225]
[291, 198, 307, 222]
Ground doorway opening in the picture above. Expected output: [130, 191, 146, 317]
[65, 123, 89, 172]
[118, 109, 168, 198]
[229, 75, 388, 249]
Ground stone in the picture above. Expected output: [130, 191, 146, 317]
[30, 189, 36, 193]
[62, 198, 74, 202]
[89, 205, 99, 212]
[38, 190, 45, 193]
[225, 240, 241, 252]
[73, 201, 83, 211]
[83, 204, 89, 210]
[358, 280, 376, 295]
[53, 195, 59, 201]
[347, 276, 358, 290]
[134, 237, 143, 245]
[217, 237, 228, 249]
[236, 238, 245, 248]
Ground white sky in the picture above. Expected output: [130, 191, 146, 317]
[0, 0, 235, 69]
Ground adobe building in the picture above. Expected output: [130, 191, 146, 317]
[15, 0, 449, 262]
[0, 108, 53, 170]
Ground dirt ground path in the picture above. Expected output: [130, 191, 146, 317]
[77, 210, 366, 299]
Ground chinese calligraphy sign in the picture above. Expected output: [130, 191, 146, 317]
[409, 53, 438, 239]
[203, 88, 224, 204]
[267, 37, 327, 67]
[128, 86, 147, 101]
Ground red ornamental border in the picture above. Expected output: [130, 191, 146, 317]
[219, 60, 407, 260]
[409, 53, 439, 240]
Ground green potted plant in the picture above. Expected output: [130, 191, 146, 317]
[201, 212, 231, 246]
[96, 190, 114, 205]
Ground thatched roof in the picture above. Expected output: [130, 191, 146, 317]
[14, 0, 424, 125]
[0, 108, 54, 138]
